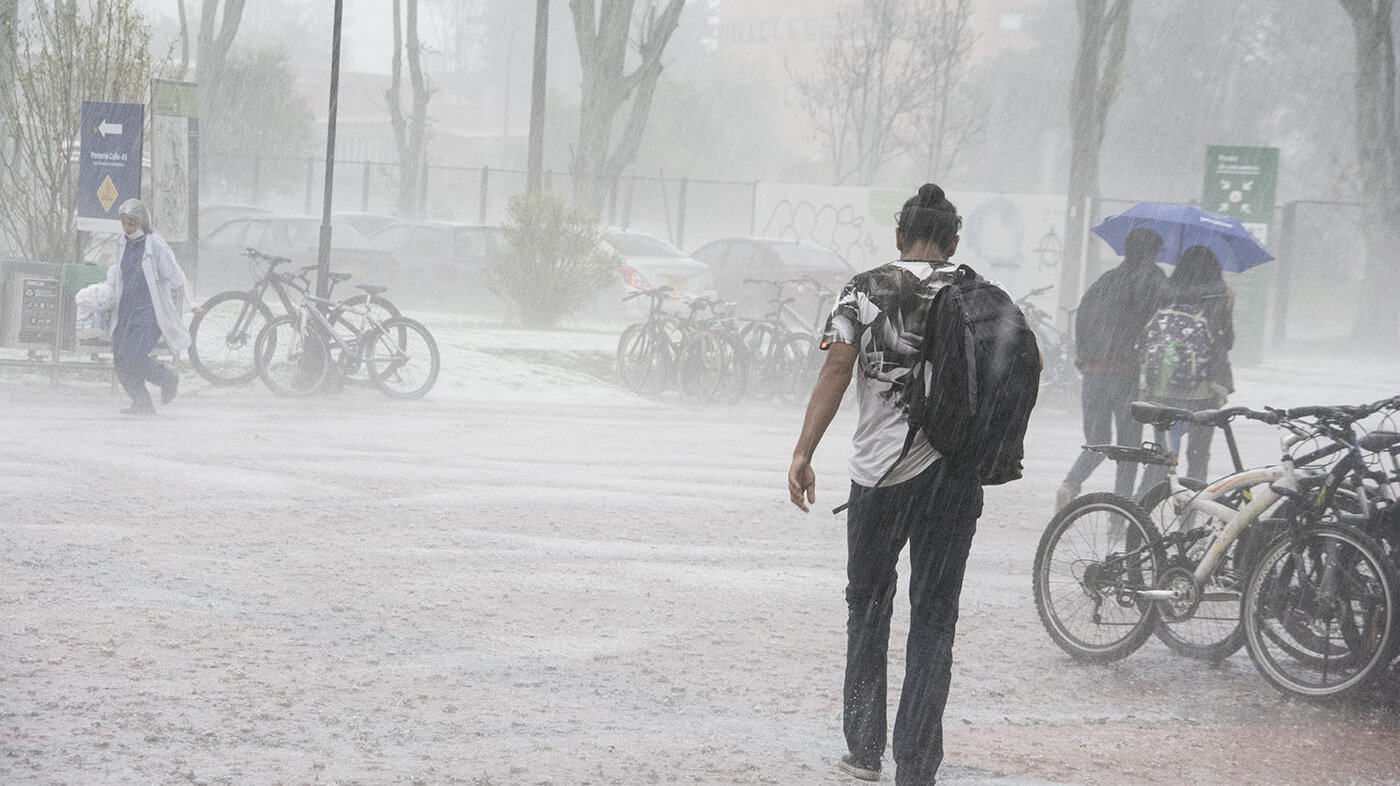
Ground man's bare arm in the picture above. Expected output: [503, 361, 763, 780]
[788, 342, 857, 512]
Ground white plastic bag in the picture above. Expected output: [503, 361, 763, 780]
[74, 282, 116, 339]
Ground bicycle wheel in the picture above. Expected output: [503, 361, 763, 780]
[714, 333, 748, 405]
[617, 323, 671, 396]
[774, 333, 822, 405]
[189, 292, 274, 386]
[1242, 524, 1398, 699]
[254, 315, 329, 396]
[737, 322, 781, 400]
[365, 317, 440, 399]
[677, 329, 724, 403]
[1138, 478, 1249, 661]
[328, 295, 403, 384]
[1033, 492, 1165, 662]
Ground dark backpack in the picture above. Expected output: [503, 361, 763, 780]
[1139, 304, 1213, 396]
[890, 264, 1042, 485]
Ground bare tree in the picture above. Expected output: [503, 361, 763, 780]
[569, 0, 686, 213]
[792, 0, 950, 186]
[898, 0, 981, 178]
[0, 0, 150, 264]
[1338, 0, 1400, 346]
[388, 0, 432, 217]
[1058, 0, 1130, 313]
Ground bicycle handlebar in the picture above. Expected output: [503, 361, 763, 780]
[243, 247, 292, 266]
[622, 285, 677, 301]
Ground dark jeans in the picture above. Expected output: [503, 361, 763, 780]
[112, 313, 175, 412]
[1063, 372, 1141, 497]
[843, 459, 982, 786]
[1137, 395, 1219, 491]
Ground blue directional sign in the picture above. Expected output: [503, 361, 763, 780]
[76, 101, 144, 232]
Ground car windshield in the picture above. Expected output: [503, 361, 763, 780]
[606, 232, 683, 258]
[768, 243, 848, 270]
[288, 219, 372, 249]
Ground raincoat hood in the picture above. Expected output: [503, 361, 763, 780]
[118, 199, 152, 233]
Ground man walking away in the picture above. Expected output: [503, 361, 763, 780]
[788, 183, 983, 785]
[1057, 227, 1166, 508]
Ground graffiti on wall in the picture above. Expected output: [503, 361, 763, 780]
[754, 182, 1067, 306]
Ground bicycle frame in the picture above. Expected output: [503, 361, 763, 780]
[1125, 423, 1332, 599]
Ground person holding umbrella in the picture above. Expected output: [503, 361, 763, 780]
[1077, 201, 1265, 491]
[1056, 227, 1167, 509]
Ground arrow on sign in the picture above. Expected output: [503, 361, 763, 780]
[97, 121, 123, 137]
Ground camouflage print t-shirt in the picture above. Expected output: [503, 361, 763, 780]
[821, 260, 956, 487]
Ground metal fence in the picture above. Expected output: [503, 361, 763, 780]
[203, 154, 758, 253]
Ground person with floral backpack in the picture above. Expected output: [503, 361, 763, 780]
[1137, 244, 1235, 485]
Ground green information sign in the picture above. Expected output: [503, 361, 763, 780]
[1202, 145, 1279, 366]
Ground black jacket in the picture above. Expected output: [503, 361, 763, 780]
[1075, 259, 1167, 375]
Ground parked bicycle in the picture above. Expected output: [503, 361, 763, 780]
[616, 286, 745, 403]
[738, 276, 832, 403]
[253, 280, 439, 399]
[188, 247, 400, 386]
[1034, 398, 1399, 699]
[1016, 284, 1077, 407]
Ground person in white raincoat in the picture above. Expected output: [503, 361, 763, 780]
[104, 198, 201, 415]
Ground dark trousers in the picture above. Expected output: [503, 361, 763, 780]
[1063, 372, 1141, 497]
[1138, 395, 1218, 491]
[843, 459, 982, 786]
[112, 314, 174, 412]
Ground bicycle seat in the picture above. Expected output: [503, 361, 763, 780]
[329, 272, 353, 284]
[1359, 430, 1400, 453]
[357, 284, 389, 295]
[1130, 401, 1194, 428]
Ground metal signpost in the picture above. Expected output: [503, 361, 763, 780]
[76, 101, 144, 233]
[1202, 145, 1279, 365]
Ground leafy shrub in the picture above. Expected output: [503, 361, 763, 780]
[487, 193, 619, 329]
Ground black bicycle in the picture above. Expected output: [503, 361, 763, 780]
[1016, 284, 1077, 407]
[188, 248, 400, 386]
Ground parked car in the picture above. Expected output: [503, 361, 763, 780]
[334, 212, 400, 240]
[593, 227, 713, 320]
[196, 213, 399, 297]
[199, 203, 270, 238]
[691, 237, 853, 331]
[368, 220, 508, 313]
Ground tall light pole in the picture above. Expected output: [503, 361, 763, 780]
[525, 0, 548, 195]
[316, 0, 345, 298]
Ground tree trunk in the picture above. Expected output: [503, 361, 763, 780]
[569, 0, 685, 214]
[1339, 0, 1400, 346]
[196, 0, 245, 117]
[1058, 0, 1130, 320]
[175, 0, 189, 80]
[0, 0, 17, 139]
[387, 0, 431, 218]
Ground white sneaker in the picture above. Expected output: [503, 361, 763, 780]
[839, 754, 881, 781]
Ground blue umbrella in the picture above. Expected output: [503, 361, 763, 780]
[1090, 202, 1275, 273]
